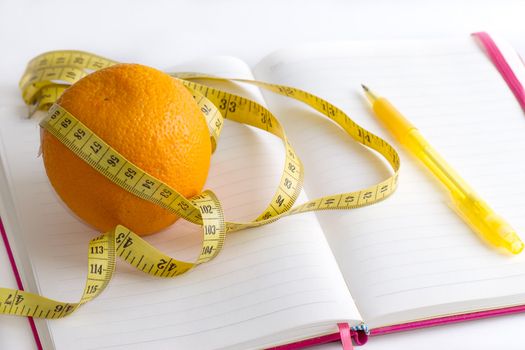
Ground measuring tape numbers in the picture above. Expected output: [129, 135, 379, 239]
[0, 50, 400, 319]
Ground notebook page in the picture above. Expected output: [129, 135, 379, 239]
[253, 38, 525, 328]
[0, 57, 359, 349]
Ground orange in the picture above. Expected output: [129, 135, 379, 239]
[41, 64, 212, 236]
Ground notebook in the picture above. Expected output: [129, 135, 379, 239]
[1, 33, 525, 350]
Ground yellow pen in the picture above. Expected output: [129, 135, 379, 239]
[362, 85, 523, 255]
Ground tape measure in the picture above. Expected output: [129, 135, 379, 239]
[1, 50, 400, 319]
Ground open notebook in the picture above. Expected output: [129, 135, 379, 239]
[1, 35, 525, 349]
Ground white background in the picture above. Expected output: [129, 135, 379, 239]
[1, 0, 525, 349]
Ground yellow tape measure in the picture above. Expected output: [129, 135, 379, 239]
[1, 50, 400, 319]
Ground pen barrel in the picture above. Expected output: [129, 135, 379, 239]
[373, 97, 474, 194]
[371, 97, 523, 254]
[450, 194, 523, 254]
[404, 130, 474, 196]
[405, 131, 523, 254]
[372, 98, 415, 142]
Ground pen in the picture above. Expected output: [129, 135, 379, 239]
[362, 85, 524, 254]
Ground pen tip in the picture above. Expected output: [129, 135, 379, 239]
[361, 84, 377, 103]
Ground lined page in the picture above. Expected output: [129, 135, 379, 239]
[254, 39, 525, 328]
[0, 57, 359, 349]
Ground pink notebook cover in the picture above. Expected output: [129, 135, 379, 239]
[1, 32, 524, 350]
